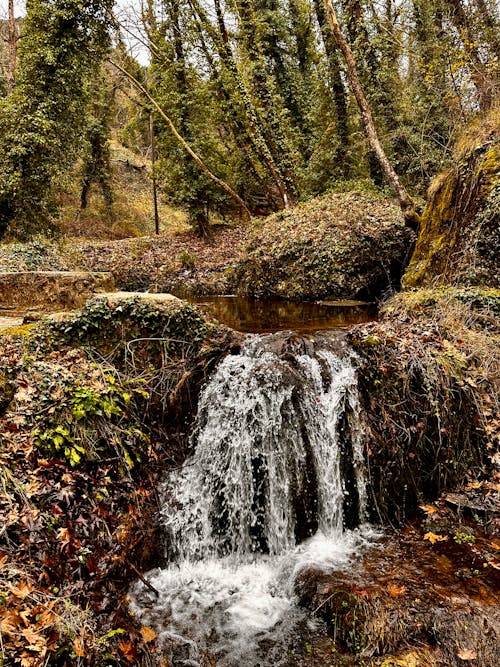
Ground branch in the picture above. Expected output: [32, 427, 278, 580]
[109, 59, 251, 220]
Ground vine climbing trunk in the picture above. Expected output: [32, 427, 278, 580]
[323, 0, 420, 230]
[7, 0, 17, 92]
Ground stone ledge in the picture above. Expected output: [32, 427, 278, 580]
[0, 271, 115, 312]
[94, 291, 181, 306]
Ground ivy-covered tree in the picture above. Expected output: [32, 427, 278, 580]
[80, 67, 115, 217]
[0, 0, 113, 238]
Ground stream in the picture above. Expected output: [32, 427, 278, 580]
[185, 295, 376, 333]
[129, 299, 382, 665]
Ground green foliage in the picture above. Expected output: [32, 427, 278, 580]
[33, 372, 149, 468]
[0, 0, 113, 238]
[0, 237, 67, 271]
[178, 250, 197, 268]
[79, 67, 115, 214]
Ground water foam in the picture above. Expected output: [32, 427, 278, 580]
[129, 334, 375, 665]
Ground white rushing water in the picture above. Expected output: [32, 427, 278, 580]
[129, 334, 376, 666]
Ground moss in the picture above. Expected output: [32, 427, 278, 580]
[0, 324, 35, 337]
[237, 191, 414, 300]
[383, 287, 500, 319]
[404, 112, 499, 288]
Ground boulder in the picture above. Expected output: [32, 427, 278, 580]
[236, 191, 414, 300]
[404, 108, 499, 288]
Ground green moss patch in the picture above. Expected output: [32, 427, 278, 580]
[236, 191, 414, 300]
[404, 109, 499, 288]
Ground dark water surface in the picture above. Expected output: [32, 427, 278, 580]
[186, 295, 377, 333]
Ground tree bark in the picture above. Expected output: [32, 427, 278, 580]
[323, 0, 420, 230]
[110, 59, 251, 220]
[446, 0, 494, 110]
[313, 0, 351, 179]
[7, 0, 17, 92]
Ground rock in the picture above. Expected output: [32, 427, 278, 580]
[404, 108, 499, 288]
[0, 316, 24, 331]
[236, 191, 414, 300]
[159, 631, 200, 666]
[95, 291, 181, 306]
[0, 270, 114, 314]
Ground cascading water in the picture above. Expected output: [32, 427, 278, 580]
[129, 334, 377, 666]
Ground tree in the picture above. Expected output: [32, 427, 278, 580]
[80, 68, 115, 217]
[6, 0, 17, 92]
[323, 0, 421, 229]
[0, 0, 113, 238]
[111, 58, 251, 227]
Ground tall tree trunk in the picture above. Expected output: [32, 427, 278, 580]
[211, 0, 291, 207]
[7, 0, 17, 92]
[446, 0, 494, 110]
[474, 0, 500, 58]
[312, 0, 351, 179]
[323, 0, 420, 230]
[235, 0, 298, 206]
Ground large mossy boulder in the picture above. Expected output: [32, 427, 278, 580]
[236, 192, 415, 300]
[404, 109, 499, 288]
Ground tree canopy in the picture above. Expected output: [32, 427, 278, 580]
[0, 0, 497, 236]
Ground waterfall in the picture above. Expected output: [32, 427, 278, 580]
[164, 335, 367, 560]
[130, 334, 375, 667]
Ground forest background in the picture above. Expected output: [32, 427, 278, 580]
[0, 0, 498, 240]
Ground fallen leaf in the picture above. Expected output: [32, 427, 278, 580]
[457, 648, 477, 660]
[424, 532, 448, 544]
[140, 626, 157, 643]
[419, 504, 438, 514]
[73, 636, 85, 657]
[118, 639, 137, 661]
[388, 583, 406, 597]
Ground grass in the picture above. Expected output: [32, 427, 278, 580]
[57, 140, 189, 240]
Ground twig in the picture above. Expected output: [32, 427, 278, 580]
[127, 560, 159, 597]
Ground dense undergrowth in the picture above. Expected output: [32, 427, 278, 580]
[351, 288, 499, 523]
[0, 298, 232, 666]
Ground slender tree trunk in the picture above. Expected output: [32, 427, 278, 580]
[111, 60, 251, 220]
[313, 0, 351, 179]
[150, 112, 160, 235]
[323, 0, 420, 230]
[446, 0, 493, 110]
[187, 0, 289, 208]
[235, 0, 298, 206]
[7, 0, 17, 92]
[474, 0, 500, 58]
[213, 0, 292, 207]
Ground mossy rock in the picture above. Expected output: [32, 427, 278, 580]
[236, 192, 415, 300]
[39, 293, 230, 363]
[404, 108, 499, 288]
